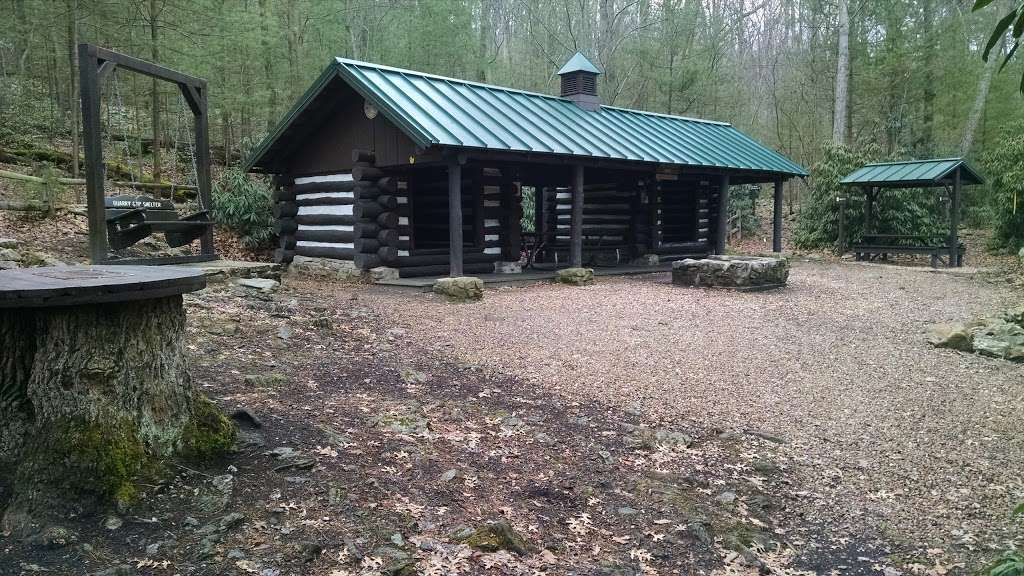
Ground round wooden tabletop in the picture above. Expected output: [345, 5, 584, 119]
[0, 265, 207, 308]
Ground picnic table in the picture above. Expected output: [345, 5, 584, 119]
[852, 233, 964, 267]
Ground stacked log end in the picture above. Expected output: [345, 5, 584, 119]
[351, 150, 399, 270]
[272, 175, 296, 264]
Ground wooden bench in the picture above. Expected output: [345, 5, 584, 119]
[105, 194, 212, 250]
[852, 234, 964, 267]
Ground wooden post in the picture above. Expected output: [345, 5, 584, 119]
[714, 174, 730, 254]
[837, 195, 847, 254]
[949, 167, 961, 267]
[864, 186, 875, 236]
[79, 45, 106, 263]
[448, 159, 463, 277]
[570, 165, 584, 267]
[772, 177, 784, 253]
[192, 84, 214, 256]
[503, 171, 521, 261]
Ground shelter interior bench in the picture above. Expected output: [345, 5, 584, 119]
[105, 194, 213, 250]
[852, 233, 964, 267]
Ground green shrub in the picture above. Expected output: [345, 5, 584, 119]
[521, 186, 536, 233]
[211, 169, 275, 250]
[981, 123, 1024, 252]
[976, 503, 1024, 576]
[729, 184, 761, 235]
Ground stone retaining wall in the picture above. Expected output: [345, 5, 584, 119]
[672, 255, 789, 290]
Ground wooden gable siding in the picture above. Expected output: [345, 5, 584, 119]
[284, 79, 419, 176]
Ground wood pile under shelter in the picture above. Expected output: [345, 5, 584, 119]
[247, 52, 807, 278]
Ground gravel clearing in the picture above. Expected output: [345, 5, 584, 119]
[362, 261, 1023, 556]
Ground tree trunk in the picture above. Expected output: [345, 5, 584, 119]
[259, 0, 277, 132]
[832, 0, 850, 145]
[961, 36, 1005, 156]
[66, 0, 80, 180]
[149, 0, 162, 182]
[0, 297, 233, 536]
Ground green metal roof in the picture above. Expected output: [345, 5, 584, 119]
[840, 158, 984, 188]
[247, 58, 808, 177]
[558, 52, 601, 75]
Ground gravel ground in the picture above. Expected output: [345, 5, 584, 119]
[361, 261, 1024, 561]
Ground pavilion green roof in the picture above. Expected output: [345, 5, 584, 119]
[247, 58, 808, 177]
[840, 158, 984, 188]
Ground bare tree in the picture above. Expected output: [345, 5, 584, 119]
[961, 36, 1005, 156]
[832, 0, 850, 145]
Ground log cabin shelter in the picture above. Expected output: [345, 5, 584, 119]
[246, 53, 808, 278]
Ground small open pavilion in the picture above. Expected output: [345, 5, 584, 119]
[839, 158, 985, 268]
[246, 53, 807, 279]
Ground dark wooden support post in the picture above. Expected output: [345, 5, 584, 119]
[772, 178, 784, 253]
[448, 159, 463, 277]
[570, 164, 584, 267]
[837, 195, 847, 254]
[80, 45, 106, 263]
[714, 174, 730, 254]
[187, 84, 214, 256]
[949, 167, 961, 267]
[502, 171, 521, 261]
[864, 186, 875, 236]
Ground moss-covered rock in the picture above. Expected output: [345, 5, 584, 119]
[459, 520, 535, 555]
[433, 277, 484, 302]
[927, 323, 974, 352]
[556, 267, 594, 286]
[180, 395, 237, 462]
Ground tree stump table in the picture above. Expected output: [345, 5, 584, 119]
[0, 266, 234, 535]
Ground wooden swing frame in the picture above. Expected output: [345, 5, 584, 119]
[79, 43, 217, 265]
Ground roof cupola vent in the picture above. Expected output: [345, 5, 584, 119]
[558, 52, 601, 111]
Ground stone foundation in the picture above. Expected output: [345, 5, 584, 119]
[672, 255, 789, 290]
[494, 261, 523, 274]
[287, 256, 366, 282]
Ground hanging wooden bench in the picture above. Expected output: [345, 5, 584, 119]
[851, 233, 965, 267]
[105, 194, 212, 250]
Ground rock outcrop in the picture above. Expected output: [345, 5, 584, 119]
[929, 307, 1024, 362]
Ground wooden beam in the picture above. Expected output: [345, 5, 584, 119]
[773, 178, 784, 253]
[80, 44, 107, 263]
[714, 174, 730, 254]
[192, 84, 214, 256]
[448, 160, 463, 276]
[570, 164, 584, 267]
[86, 44, 205, 88]
[949, 167, 961, 267]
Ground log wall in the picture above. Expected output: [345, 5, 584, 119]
[540, 180, 642, 265]
[651, 176, 712, 261]
[273, 150, 401, 269]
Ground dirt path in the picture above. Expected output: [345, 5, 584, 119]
[362, 261, 1024, 568]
